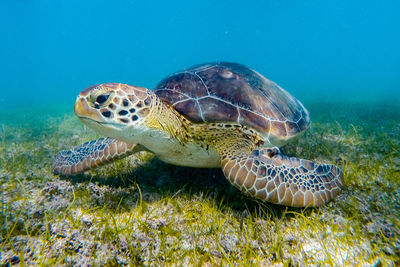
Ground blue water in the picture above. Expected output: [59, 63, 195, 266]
[1, 0, 399, 109]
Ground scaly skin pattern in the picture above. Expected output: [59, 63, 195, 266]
[219, 148, 343, 207]
[189, 123, 343, 207]
[52, 138, 140, 175]
[52, 83, 343, 207]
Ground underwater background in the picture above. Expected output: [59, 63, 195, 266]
[1, 0, 400, 265]
[1, 0, 399, 108]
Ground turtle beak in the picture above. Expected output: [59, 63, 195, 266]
[74, 96, 104, 122]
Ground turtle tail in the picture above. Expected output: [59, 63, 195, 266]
[52, 137, 142, 175]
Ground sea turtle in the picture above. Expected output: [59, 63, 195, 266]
[52, 62, 343, 207]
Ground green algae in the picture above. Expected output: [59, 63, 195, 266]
[0, 100, 399, 266]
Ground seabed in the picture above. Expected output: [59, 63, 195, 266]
[1, 99, 399, 266]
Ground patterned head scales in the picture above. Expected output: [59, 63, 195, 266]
[153, 62, 310, 144]
[75, 83, 153, 127]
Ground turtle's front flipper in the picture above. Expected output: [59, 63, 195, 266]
[52, 137, 144, 175]
[220, 148, 343, 207]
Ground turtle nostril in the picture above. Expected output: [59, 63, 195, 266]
[96, 94, 109, 104]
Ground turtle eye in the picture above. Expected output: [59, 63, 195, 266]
[96, 94, 110, 105]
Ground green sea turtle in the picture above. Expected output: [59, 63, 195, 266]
[52, 62, 343, 207]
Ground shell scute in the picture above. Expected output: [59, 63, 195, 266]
[156, 72, 207, 98]
[173, 99, 203, 122]
[238, 109, 270, 134]
[197, 97, 239, 122]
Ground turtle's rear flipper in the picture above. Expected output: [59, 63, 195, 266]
[220, 148, 343, 207]
[52, 137, 143, 175]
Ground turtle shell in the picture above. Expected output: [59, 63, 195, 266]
[153, 62, 310, 141]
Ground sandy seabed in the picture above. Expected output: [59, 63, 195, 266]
[1, 100, 399, 266]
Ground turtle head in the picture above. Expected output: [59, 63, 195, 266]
[74, 83, 154, 141]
